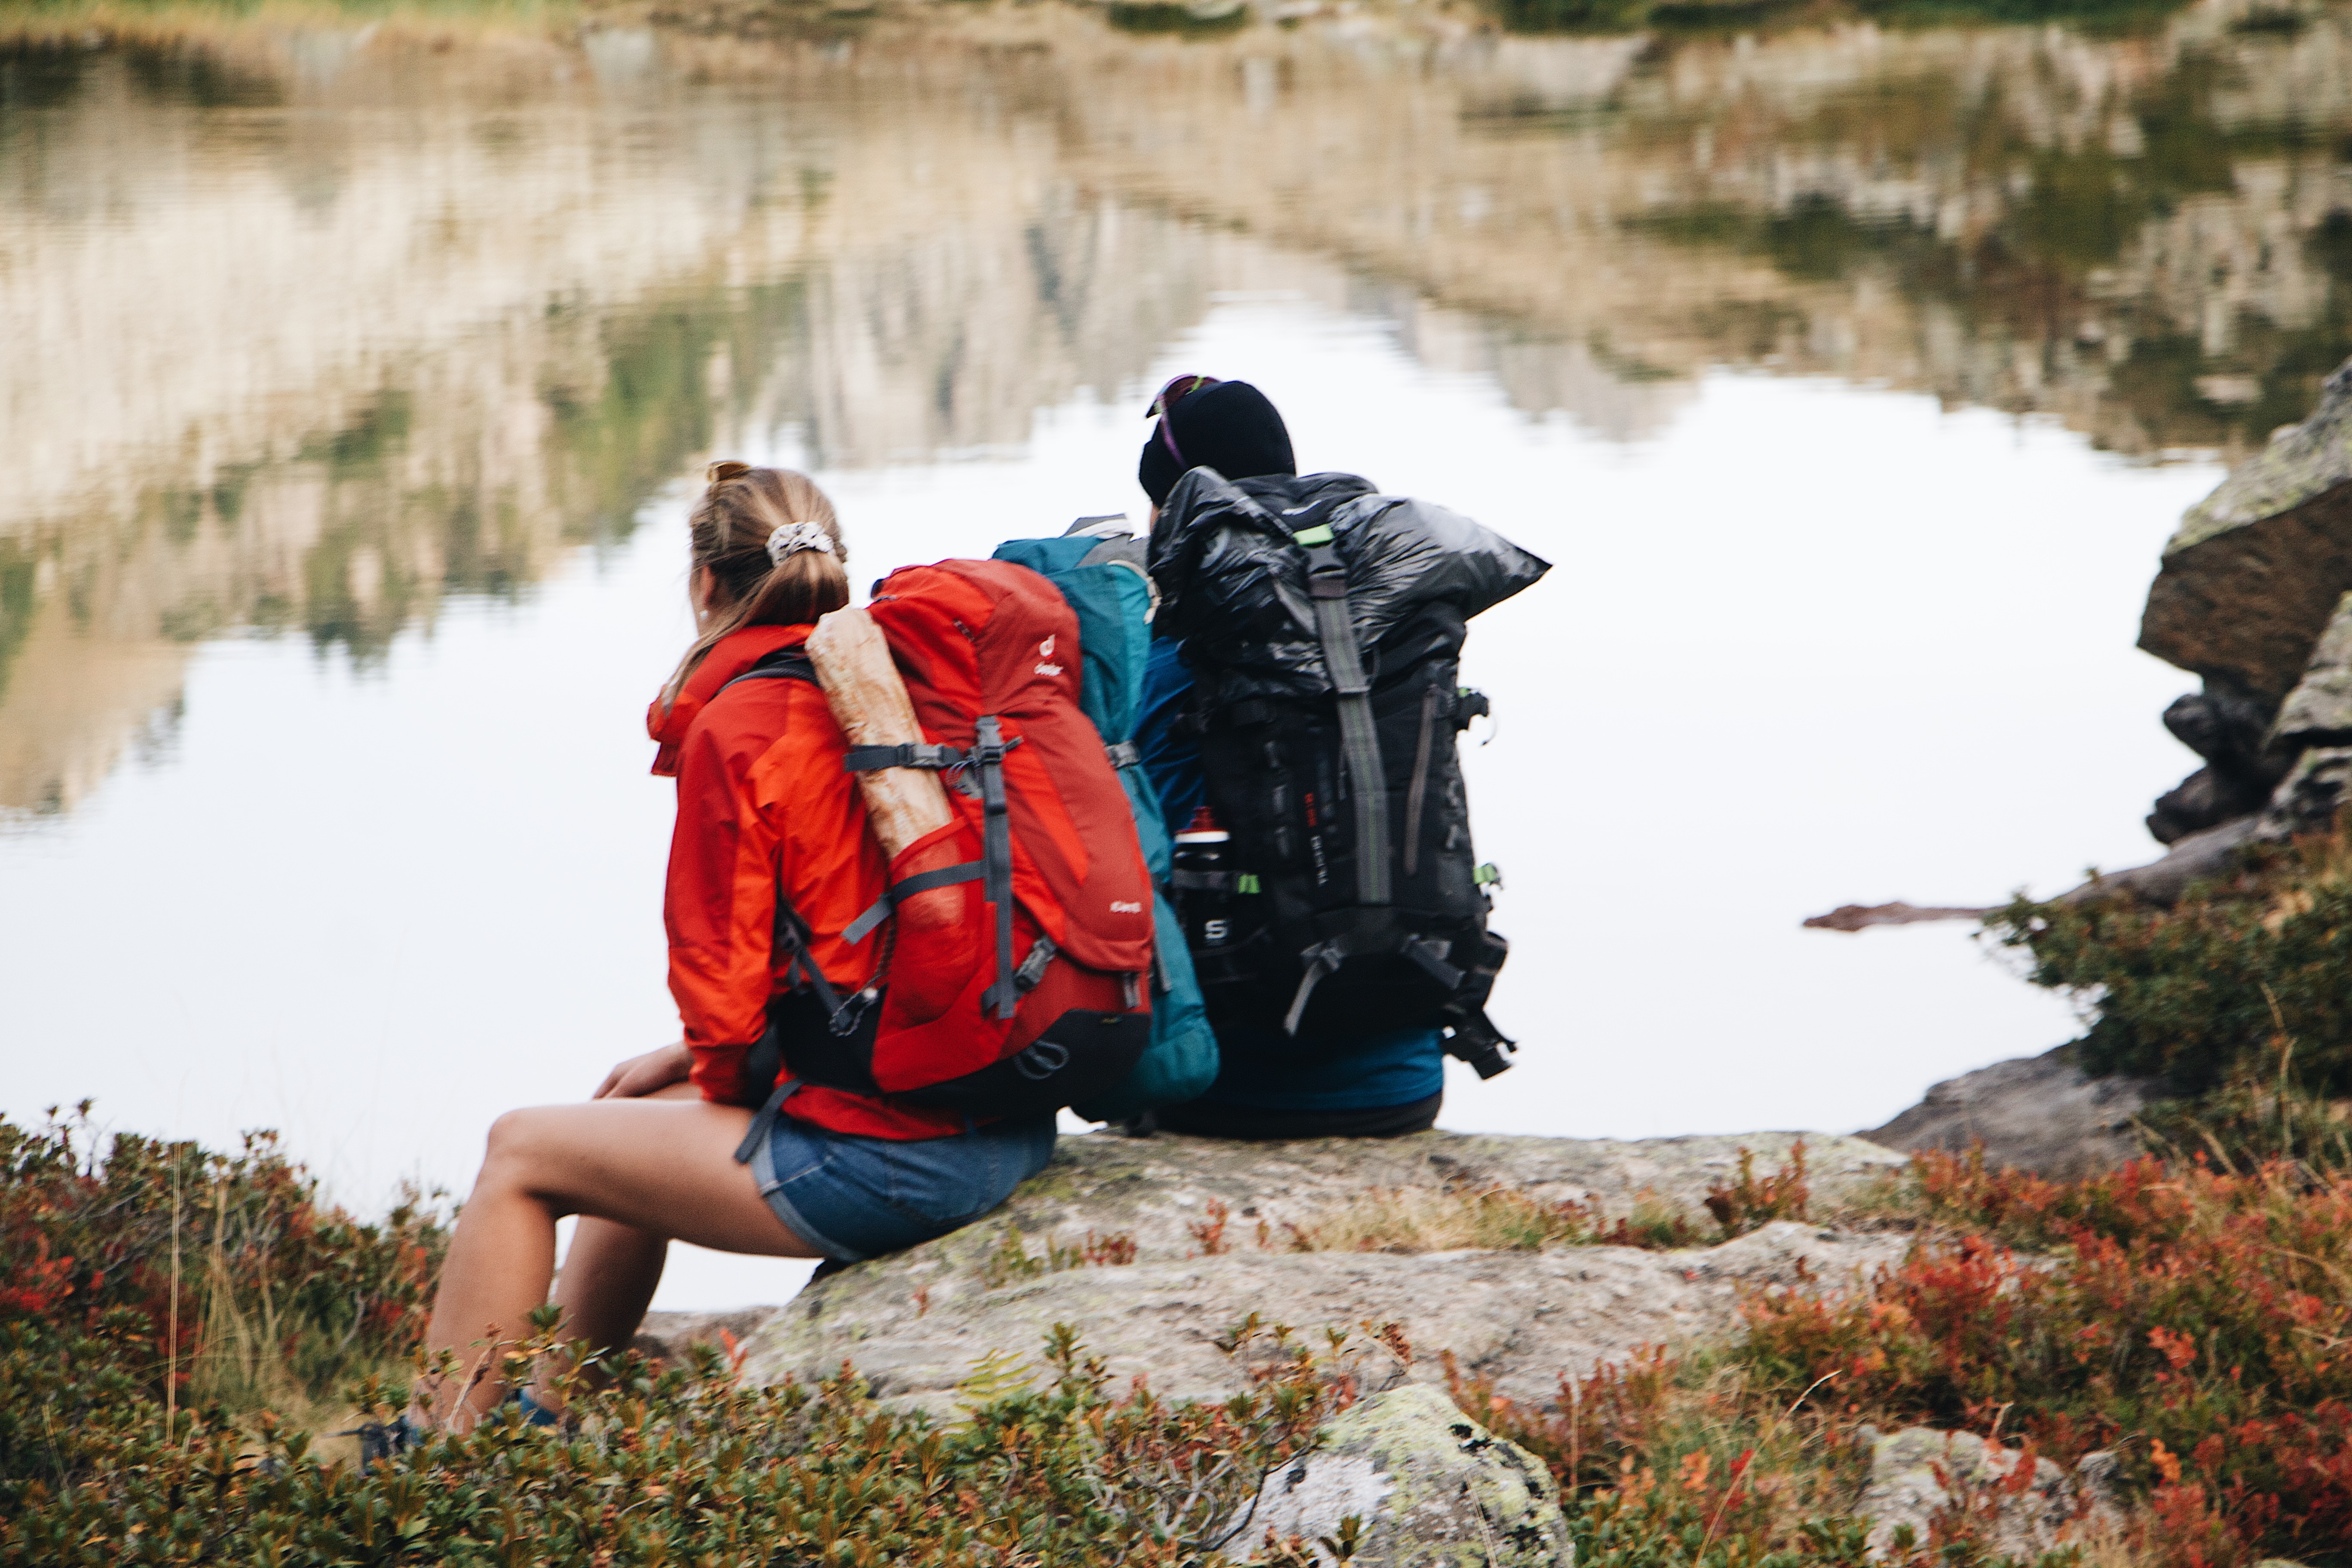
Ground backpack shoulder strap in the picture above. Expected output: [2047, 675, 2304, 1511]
[719, 645, 817, 692]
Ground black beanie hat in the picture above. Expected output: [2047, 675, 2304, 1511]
[1138, 377, 1296, 508]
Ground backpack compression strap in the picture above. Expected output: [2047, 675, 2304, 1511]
[1271, 531, 1394, 1038]
[971, 716, 1021, 1020]
[1299, 534, 1390, 907]
[839, 719, 1025, 1021]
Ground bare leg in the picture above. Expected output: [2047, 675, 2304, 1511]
[548, 1082, 698, 1375]
[418, 1095, 816, 1427]
[552, 1220, 668, 1376]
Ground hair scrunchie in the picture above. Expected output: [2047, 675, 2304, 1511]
[766, 521, 834, 566]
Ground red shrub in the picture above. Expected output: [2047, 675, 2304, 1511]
[1739, 1150, 2352, 1565]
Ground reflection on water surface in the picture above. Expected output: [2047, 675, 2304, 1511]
[5, 0, 2352, 812]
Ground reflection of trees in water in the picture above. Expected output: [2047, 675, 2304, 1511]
[0, 33, 1217, 809]
[1608, 19, 2352, 453]
[0, 288, 804, 809]
[10, 2, 2352, 808]
[1018, 0, 2352, 456]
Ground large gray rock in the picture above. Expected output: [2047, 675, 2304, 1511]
[735, 1217, 1908, 1413]
[2262, 744, 2352, 836]
[1861, 1047, 2158, 1179]
[2059, 812, 2265, 908]
[1220, 1383, 1569, 1567]
[1859, 1427, 2119, 1561]
[706, 1131, 1905, 1411]
[2271, 590, 2352, 748]
[2142, 356, 2352, 702]
[629, 1307, 773, 1366]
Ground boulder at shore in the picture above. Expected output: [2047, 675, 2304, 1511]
[1860, 1045, 2159, 1180]
[1223, 1383, 1572, 1567]
[640, 1130, 1910, 1415]
[2142, 359, 2352, 703]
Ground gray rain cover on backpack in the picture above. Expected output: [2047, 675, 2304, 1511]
[1148, 469, 1549, 1066]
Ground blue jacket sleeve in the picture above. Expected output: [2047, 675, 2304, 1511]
[1136, 637, 1206, 840]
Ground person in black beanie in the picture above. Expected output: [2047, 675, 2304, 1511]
[1128, 376, 1449, 1140]
[1135, 376, 1298, 510]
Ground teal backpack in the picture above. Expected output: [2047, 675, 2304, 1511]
[994, 525, 1219, 1122]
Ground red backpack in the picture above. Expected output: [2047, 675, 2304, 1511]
[734, 559, 1156, 1124]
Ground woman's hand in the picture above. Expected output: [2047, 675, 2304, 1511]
[594, 1041, 695, 1100]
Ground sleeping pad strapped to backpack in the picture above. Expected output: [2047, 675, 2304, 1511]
[993, 527, 1219, 1123]
[724, 558, 1158, 1137]
[1148, 469, 1550, 1078]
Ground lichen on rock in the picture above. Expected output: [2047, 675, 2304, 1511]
[1222, 1383, 1570, 1568]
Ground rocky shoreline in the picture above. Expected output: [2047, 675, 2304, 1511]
[640, 1063, 2163, 1393]
[633, 1113, 2156, 1564]
[637, 1129, 1905, 1565]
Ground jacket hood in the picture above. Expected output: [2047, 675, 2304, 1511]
[1146, 468, 1550, 700]
[647, 623, 811, 777]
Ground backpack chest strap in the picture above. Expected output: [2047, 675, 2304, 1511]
[842, 741, 965, 771]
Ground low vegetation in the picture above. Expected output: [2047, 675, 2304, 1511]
[0, 1104, 443, 1470]
[1990, 823, 2352, 1104]
[10, 1108, 2352, 1566]
[978, 1225, 1138, 1288]
[1457, 1148, 2352, 1568]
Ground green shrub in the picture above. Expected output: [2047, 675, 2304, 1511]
[4, 1315, 1369, 1568]
[0, 1108, 1393, 1566]
[1988, 827, 2352, 1096]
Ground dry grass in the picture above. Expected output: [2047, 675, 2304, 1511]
[1274, 1183, 1617, 1253]
[1272, 1144, 1810, 1256]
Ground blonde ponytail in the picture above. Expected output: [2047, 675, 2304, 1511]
[660, 462, 851, 707]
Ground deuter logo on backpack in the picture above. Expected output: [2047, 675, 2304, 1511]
[1149, 469, 1550, 1078]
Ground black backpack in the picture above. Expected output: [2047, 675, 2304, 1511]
[1148, 469, 1550, 1078]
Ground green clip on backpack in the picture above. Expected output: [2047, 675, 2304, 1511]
[994, 523, 1220, 1122]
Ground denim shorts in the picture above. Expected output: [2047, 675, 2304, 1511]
[749, 1112, 1058, 1262]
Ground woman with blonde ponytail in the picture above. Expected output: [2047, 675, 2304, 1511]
[657, 462, 848, 710]
[402, 462, 1058, 1439]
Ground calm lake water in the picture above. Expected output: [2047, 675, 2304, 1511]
[0, 0, 2331, 1304]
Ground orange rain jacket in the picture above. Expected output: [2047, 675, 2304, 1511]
[647, 623, 967, 1140]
